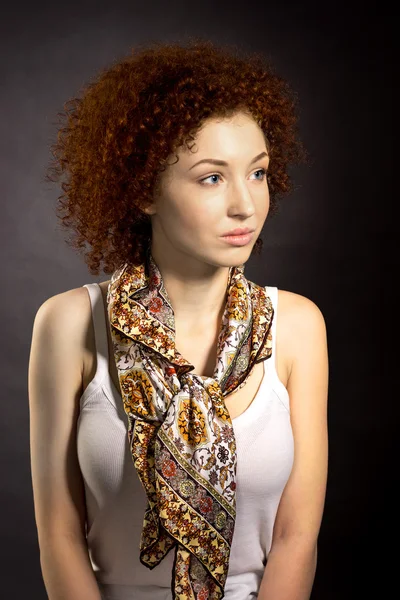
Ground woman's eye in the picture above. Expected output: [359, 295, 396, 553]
[198, 168, 268, 186]
[200, 174, 220, 185]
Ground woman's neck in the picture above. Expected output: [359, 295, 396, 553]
[149, 246, 231, 330]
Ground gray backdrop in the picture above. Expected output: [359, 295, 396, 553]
[1, 0, 394, 598]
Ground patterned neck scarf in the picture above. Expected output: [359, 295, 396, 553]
[107, 251, 274, 599]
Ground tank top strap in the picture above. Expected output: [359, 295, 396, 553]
[265, 286, 278, 369]
[83, 283, 110, 386]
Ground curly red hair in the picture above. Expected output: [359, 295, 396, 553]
[47, 37, 306, 275]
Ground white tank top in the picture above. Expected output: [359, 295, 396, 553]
[77, 283, 294, 600]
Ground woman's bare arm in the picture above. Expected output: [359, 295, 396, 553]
[258, 292, 329, 600]
[28, 287, 102, 600]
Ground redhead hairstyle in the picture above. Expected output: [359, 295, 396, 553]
[47, 37, 306, 275]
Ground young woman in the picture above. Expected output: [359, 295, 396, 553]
[28, 38, 329, 600]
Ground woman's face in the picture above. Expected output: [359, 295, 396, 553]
[146, 111, 270, 269]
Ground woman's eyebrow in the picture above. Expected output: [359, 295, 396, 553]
[188, 151, 268, 171]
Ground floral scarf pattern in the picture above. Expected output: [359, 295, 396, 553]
[106, 252, 274, 599]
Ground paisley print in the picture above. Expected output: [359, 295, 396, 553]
[178, 396, 209, 446]
[107, 250, 274, 599]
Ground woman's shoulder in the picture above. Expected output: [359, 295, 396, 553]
[36, 284, 92, 327]
[275, 288, 326, 344]
[275, 288, 327, 378]
[275, 287, 323, 310]
[275, 288, 326, 327]
[33, 285, 93, 364]
[273, 288, 326, 370]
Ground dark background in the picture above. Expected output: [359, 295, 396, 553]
[0, 0, 394, 597]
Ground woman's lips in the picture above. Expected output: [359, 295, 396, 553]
[221, 231, 254, 246]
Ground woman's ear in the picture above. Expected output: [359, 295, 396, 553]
[143, 203, 157, 216]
